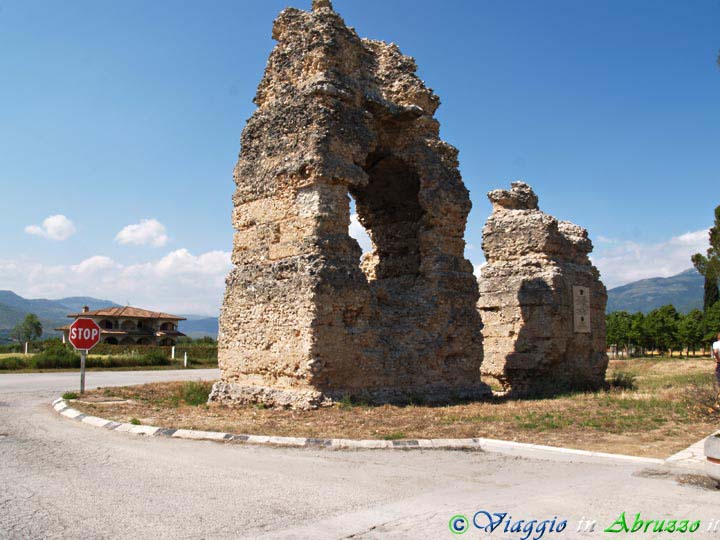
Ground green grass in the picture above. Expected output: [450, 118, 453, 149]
[381, 432, 407, 440]
[100, 380, 214, 408]
[62, 391, 79, 400]
[180, 381, 211, 406]
[0, 356, 28, 370]
[0, 352, 33, 359]
[338, 394, 369, 410]
[129, 418, 141, 425]
[514, 411, 574, 431]
[640, 371, 713, 390]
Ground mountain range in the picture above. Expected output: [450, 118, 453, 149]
[0, 268, 712, 342]
[605, 268, 707, 314]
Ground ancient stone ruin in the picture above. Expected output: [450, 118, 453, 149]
[210, 0, 488, 409]
[477, 182, 608, 395]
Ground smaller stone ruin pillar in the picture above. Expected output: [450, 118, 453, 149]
[477, 181, 608, 395]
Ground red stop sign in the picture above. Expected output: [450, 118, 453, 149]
[68, 318, 102, 351]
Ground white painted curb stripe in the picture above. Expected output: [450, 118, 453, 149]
[81, 416, 111, 428]
[172, 429, 226, 441]
[61, 408, 83, 419]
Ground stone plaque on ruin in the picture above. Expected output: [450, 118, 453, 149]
[573, 286, 592, 333]
[477, 182, 608, 396]
[210, 0, 488, 409]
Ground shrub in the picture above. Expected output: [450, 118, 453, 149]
[685, 381, 719, 416]
[62, 391, 79, 400]
[338, 394, 369, 410]
[130, 418, 141, 425]
[89, 343, 217, 361]
[180, 381, 211, 406]
[31, 343, 80, 369]
[608, 371, 638, 391]
[84, 352, 170, 369]
[0, 356, 28, 370]
[142, 350, 170, 366]
[2, 348, 172, 370]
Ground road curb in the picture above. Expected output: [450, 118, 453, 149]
[52, 397, 669, 464]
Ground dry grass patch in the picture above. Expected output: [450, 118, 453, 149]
[72, 358, 720, 458]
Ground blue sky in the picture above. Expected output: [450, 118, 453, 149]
[1, 0, 719, 314]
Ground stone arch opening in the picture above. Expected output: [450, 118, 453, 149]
[349, 151, 423, 283]
[347, 193, 373, 267]
[99, 319, 114, 330]
[104, 337, 119, 345]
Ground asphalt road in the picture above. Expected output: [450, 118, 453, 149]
[1, 370, 718, 540]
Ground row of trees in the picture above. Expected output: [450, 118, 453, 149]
[606, 303, 720, 357]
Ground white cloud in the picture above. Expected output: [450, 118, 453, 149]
[348, 213, 373, 253]
[592, 229, 708, 288]
[115, 219, 169, 247]
[72, 256, 117, 274]
[596, 235, 618, 244]
[25, 215, 76, 241]
[0, 249, 231, 315]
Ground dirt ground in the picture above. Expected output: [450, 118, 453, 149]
[71, 357, 720, 458]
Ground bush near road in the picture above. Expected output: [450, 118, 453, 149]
[0, 340, 217, 372]
[0, 347, 218, 371]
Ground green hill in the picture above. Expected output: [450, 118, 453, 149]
[0, 302, 28, 329]
[606, 268, 710, 314]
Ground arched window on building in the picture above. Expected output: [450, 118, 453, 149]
[99, 319, 114, 330]
[120, 320, 136, 331]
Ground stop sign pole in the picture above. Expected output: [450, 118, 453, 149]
[68, 318, 102, 394]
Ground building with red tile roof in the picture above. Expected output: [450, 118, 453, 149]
[56, 306, 186, 346]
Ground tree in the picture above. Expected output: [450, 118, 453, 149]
[628, 312, 649, 356]
[691, 205, 720, 311]
[606, 311, 632, 357]
[703, 301, 720, 345]
[645, 305, 680, 356]
[10, 314, 43, 346]
[677, 309, 704, 356]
